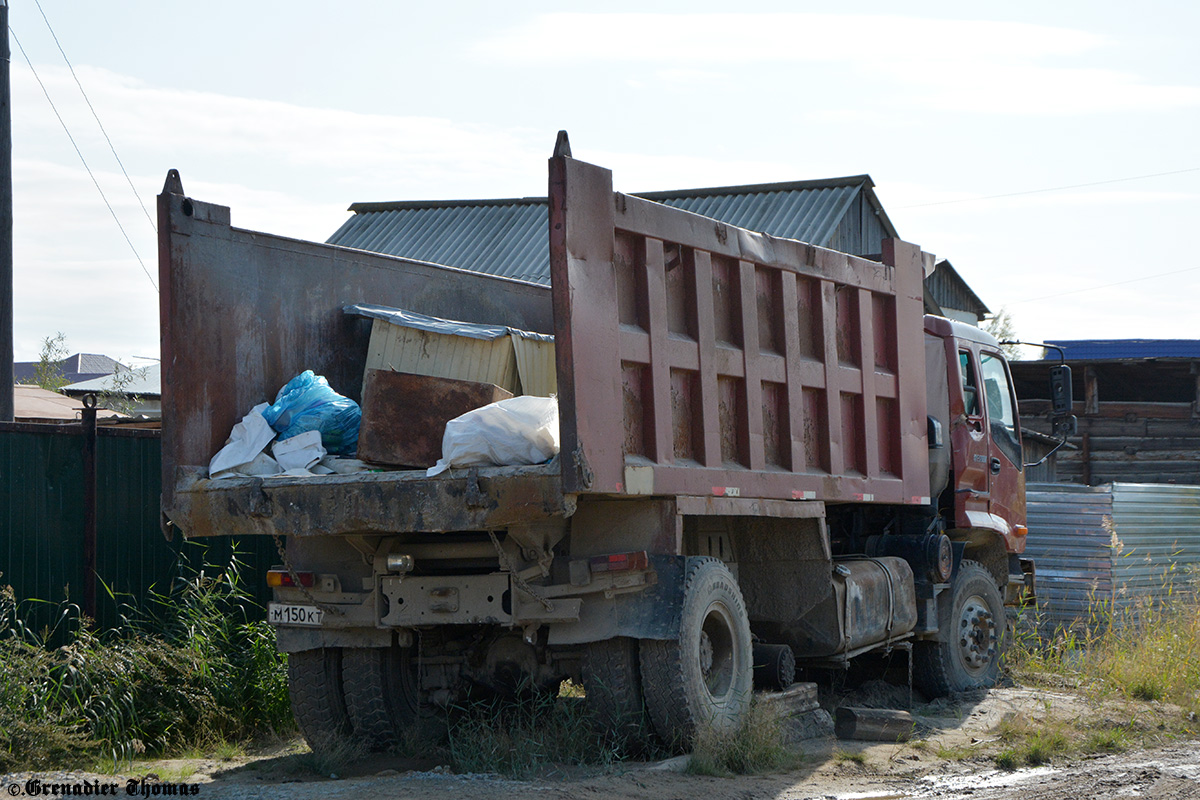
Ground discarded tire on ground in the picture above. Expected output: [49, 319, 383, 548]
[639, 557, 752, 748]
[914, 559, 1005, 697]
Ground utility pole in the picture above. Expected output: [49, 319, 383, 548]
[0, 0, 12, 421]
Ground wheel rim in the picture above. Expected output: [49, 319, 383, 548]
[957, 595, 997, 675]
[698, 602, 736, 700]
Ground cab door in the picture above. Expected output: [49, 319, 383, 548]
[951, 347, 991, 525]
[978, 350, 1026, 530]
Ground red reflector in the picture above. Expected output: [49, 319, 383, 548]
[267, 569, 315, 588]
[589, 551, 649, 573]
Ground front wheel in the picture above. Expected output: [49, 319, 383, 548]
[914, 560, 1005, 697]
[639, 557, 752, 749]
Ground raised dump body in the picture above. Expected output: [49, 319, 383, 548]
[159, 144, 1031, 750]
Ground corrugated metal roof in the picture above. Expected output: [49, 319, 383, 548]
[63, 363, 161, 397]
[328, 199, 550, 285]
[327, 176, 898, 286]
[1042, 339, 1200, 360]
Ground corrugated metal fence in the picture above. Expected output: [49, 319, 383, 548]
[0, 423, 276, 637]
[1024, 482, 1200, 634]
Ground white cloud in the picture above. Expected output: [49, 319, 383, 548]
[474, 13, 1200, 115]
[473, 13, 1102, 64]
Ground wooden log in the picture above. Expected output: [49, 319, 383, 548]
[834, 706, 917, 742]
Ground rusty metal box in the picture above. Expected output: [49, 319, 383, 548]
[357, 369, 513, 468]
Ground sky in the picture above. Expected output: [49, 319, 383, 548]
[8, 1, 1199, 363]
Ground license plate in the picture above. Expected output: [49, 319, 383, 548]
[268, 602, 324, 627]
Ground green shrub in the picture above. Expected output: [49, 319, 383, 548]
[0, 547, 291, 771]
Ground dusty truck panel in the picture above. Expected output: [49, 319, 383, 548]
[550, 155, 930, 504]
[156, 170, 553, 532]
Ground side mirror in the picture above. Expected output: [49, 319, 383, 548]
[1049, 365, 1072, 415]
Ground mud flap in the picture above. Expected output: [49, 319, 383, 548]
[547, 554, 685, 645]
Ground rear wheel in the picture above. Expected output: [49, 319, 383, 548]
[342, 645, 422, 750]
[288, 648, 352, 750]
[639, 557, 752, 749]
[581, 636, 649, 745]
[915, 560, 1005, 697]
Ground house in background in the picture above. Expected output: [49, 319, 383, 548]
[13, 353, 123, 386]
[923, 260, 991, 326]
[62, 362, 162, 418]
[1010, 339, 1200, 485]
[328, 174, 992, 326]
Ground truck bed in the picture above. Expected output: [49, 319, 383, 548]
[159, 155, 933, 539]
[170, 461, 570, 538]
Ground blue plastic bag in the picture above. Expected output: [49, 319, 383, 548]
[262, 370, 361, 456]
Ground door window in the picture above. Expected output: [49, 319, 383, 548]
[980, 352, 1022, 470]
[958, 351, 980, 417]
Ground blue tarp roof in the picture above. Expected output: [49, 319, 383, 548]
[1044, 339, 1200, 360]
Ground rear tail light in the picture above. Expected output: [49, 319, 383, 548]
[589, 551, 650, 573]
[267, 569, 315, 588]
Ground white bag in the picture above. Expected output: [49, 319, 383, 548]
[427, 396, 559, 477]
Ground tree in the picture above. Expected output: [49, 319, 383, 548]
[30, 332, 69, 392]
[95, 366, 147, 416]
[983, 308, 1023, 360]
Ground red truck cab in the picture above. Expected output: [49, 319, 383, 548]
[925, 316, 1027, 572]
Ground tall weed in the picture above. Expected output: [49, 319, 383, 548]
[1009, 577, 1200, 714]
[0, 546, 291, 771]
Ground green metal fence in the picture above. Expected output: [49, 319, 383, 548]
[0, 422, 277, 637]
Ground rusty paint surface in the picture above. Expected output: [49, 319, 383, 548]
[549, 153, 930, 505]
[171, 462, 572, 538]
[157, 177, 552, 526]
[357, 370, 512, 468]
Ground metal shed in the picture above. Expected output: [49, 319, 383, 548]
[1023, 482, 1200, 634]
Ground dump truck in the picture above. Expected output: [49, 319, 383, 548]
[158, 138, 1058, 749]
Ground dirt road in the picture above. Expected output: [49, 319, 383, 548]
[4, 686, 1197, 799]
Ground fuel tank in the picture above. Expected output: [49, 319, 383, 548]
[777, 556, 918, 658]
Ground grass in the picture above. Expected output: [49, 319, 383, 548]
[989, 582, 1200, 768]
[687, 699, 802, 776]
[1009, 576, 1200, 716]
[444, 687, 650, 778]
[830, 747, 866, 766]
[0, 549, 292, 773]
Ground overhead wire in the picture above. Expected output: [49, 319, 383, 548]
[898, 167, 1200, 209]
[1009, 264, 1200, 306]
[33, 0, 157, 235]
[9, 25, 158, 292]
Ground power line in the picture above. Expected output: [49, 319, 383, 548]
[33, 0, 156, 236]
[1010, 264, 1200, 306]
[10, 26, 158, 292]
[898, 167, 1200, 209]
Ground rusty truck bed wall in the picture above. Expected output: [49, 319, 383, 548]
[157, 170, 553, 529]
[550, 155, 930, 506]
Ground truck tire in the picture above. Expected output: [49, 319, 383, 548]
[639, 557, 752, 749]
[288, 648, 352, 749]
[341, 645, 421, 750]
[581, 637, 649, 744]
[914, 560, 1004, 697]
